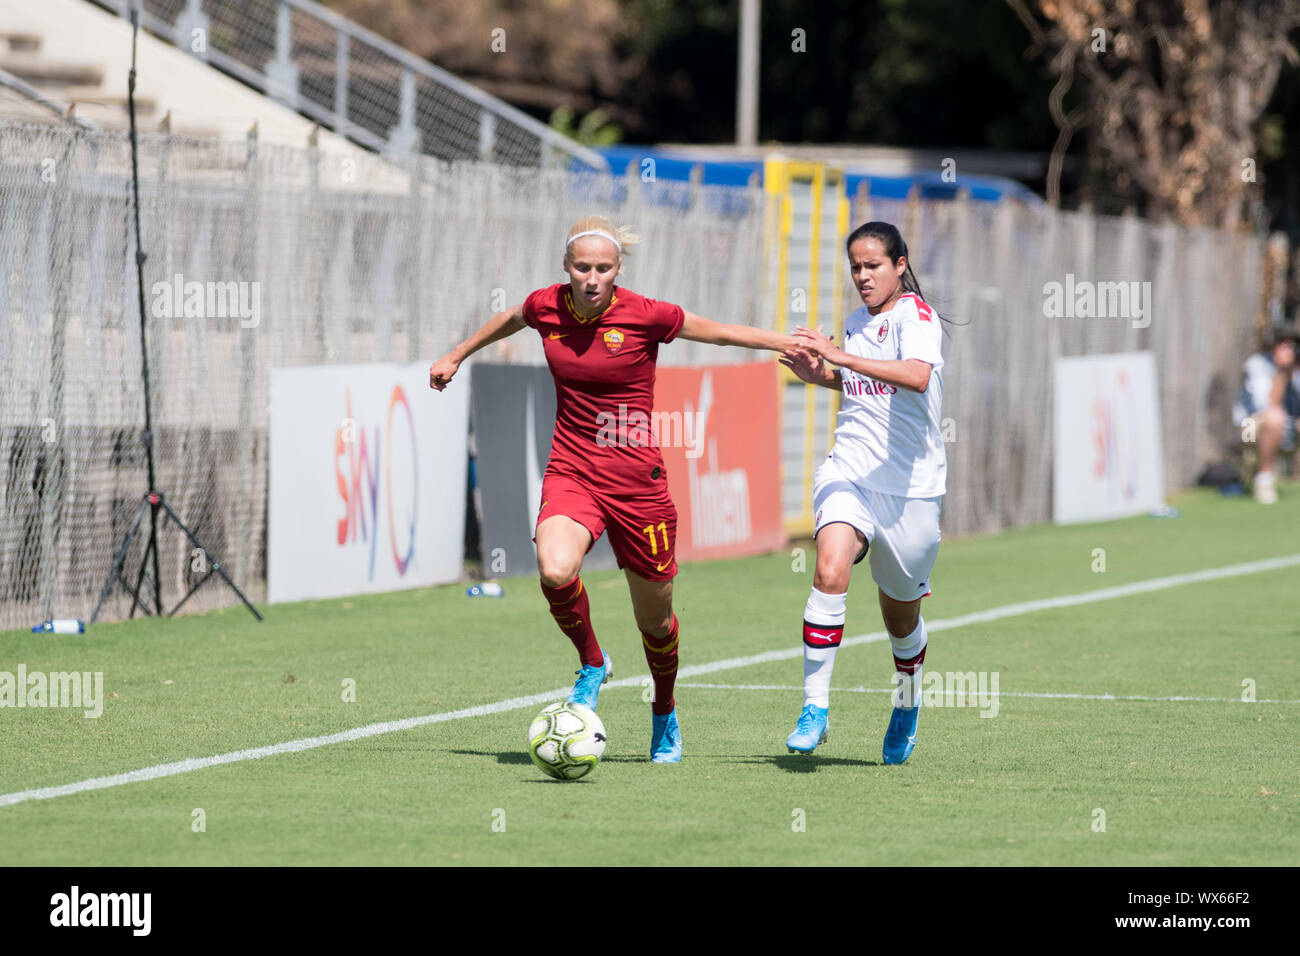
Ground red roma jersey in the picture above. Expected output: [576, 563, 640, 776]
[523, 283, 685, 496]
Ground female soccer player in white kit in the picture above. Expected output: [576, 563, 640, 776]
[779, 221, 947, 764]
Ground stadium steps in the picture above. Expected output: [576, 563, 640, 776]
[0, 31, 39, 53]
[82, 0, 605, 168]
[0, 55, 105, 90]
[0, 0, 367, 157]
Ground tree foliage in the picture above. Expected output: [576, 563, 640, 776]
[320, 0, 1299, 233]
[324, 0, 637, 118]
[1008, 0, 1300, 227]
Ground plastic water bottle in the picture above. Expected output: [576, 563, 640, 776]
[32, 618, 86, 634]
[466, 582, 504, 598]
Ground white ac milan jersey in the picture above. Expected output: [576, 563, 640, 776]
[829, 292, 946, 498]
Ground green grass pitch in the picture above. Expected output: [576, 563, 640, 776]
[1, 487, 1296, 865]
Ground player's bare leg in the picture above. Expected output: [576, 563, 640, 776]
[878, 589, 921, 637]
[626, 570, 682, 762]
[813, 522, 864, 594]
[536, 515, 590, 587]
[788, 523, 863, 753]
[880, 588, 927, 764]
[536, 515, 610, 708]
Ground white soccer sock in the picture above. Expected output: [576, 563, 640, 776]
[890, 616, 927, 709]
[803, 587, 847, 708]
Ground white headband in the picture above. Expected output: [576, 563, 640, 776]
[566, 229, 622, 254]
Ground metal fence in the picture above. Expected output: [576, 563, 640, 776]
[0, 118, 1266, 630]
[0, 119, 762, 630]
[869, 193, 1263, 537]
[763, 165, 1264, 540]
[88, 0, 608, 169]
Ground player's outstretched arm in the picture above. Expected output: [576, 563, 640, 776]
[677, 311, 795, 352]
[792, 326, 931, 393]
[430, 304, 527, 391]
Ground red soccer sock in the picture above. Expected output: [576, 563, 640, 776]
[540, 576, 603, 668]
[641, 615, 680, 716]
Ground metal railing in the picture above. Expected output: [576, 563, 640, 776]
[0, 65, 102, 130]
[89, 0, 608, 169]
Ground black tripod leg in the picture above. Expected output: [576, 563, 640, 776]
[149, 498, 162, 617]
[91, 496, 148, 623]
[159, 500, 263, 621]
[206, 558, 264, 622]
[166, 568, 216, 618]
[129, 530, 154, 619]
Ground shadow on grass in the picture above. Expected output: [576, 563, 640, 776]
[447, 749, 883, 771]
[447, 748, 658, 783]
[449, 749, 647, 766]
[728, 754, 881, 771]
[448, 749, 532, 765]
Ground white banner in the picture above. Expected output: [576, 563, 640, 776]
[268, 363, 467, 603]
[1053, 351, 1164, 524]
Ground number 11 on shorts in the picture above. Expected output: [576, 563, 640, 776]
[642, 521, 669, 556]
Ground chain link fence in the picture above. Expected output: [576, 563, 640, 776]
[861, 193, 1262, 537]
[0, 119, 763, 630]
[0, 117, 1266, 629]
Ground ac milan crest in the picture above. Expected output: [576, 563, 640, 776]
[877, 319, 889, 342]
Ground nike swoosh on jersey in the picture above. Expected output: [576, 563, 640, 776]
[548, 331, 568, 339]
[655, 556, 673, 571]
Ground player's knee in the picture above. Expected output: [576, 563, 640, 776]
[814, 561, 851, 593]
[537, 553, 580, 589]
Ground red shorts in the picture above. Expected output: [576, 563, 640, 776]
[537, 473, 678, 581]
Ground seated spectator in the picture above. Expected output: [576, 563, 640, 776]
[1234, 323, 1300, 503]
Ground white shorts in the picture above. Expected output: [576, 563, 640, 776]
[812, 458, 941, 602]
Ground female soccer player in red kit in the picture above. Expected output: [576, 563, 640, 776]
[430, 215, 793, 763]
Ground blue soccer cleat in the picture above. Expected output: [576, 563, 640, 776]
[566, 651, 612, 711]
[650, 708, 682, 763]
[882, 705, 919, 764]
[786, 703, 829, 754]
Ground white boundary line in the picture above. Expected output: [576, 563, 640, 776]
[3, 551, 1299, 808]
[676, 682, 1300, 705]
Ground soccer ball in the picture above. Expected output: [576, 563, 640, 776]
[527, 701, 607, 780]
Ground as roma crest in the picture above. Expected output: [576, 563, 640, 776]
[603, 328, 625, 354]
